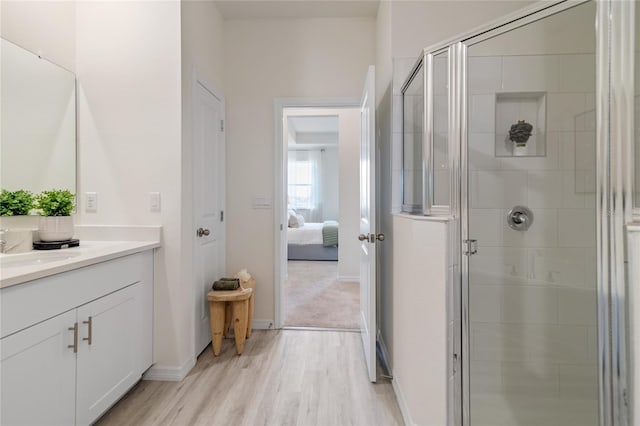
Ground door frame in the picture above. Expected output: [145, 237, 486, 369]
[192, 67, 226, 355]
[273, 97, 359, 329]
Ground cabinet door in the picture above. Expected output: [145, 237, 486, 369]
[1, 309, 77, 426]
[75, 284, 139, 426]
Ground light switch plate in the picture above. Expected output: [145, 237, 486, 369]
[252, 196, 272, 209]
[86, 192, 97, 212]
[150, 192, 161, 212]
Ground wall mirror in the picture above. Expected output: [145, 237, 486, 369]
[1, 38, 76, 196]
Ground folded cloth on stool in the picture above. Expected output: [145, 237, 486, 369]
[212, 278, 240, 291]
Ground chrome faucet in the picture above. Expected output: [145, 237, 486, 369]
[0, 229, 26, 254]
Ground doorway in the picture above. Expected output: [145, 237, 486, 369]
[279, 106, 361, 330]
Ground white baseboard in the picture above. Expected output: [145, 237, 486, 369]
[392, 375, 415, 426]
[143, 321, 274, 382]
[337, 275, 359, 282]
[252, 319, 275, 330]
[377, 329, 393, 375]
[143, 355, 196, 382]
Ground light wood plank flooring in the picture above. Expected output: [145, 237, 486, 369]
[96, 330, 403, 426]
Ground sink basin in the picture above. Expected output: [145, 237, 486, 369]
[0, 251, 81, 268]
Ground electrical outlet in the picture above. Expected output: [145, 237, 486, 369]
[150, 192, 161, 212]
[86, 192, 97, 212]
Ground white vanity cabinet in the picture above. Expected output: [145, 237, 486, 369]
[1, 309, 78, 426]
[0, 249, 154, 426]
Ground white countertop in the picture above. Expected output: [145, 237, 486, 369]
[0, 240, 160, 289]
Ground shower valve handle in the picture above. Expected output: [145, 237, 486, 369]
[507, 206, 533, 231]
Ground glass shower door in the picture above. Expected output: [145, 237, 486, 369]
[465, 2, 598, 425]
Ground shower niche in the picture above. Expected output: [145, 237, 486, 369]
[494, 91, 547, 157]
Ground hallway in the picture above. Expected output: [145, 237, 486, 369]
[96, 330, 403, 426]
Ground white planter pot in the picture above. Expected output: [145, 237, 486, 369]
[513, 144, 528, 156]
[38, 216, 74, 242]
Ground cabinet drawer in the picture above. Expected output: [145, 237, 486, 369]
[1, 253, 144, 338]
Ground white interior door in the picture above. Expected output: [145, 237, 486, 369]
[359, 65, 377, 382]
[193, 77, 225, 355]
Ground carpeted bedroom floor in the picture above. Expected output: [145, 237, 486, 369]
[284, 261, 360, 329]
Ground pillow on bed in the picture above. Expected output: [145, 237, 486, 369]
[288, 213, 305, 228]
[287, 210, 297, 227]
[288, 211, 299, 228]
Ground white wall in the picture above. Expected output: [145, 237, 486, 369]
[0, 0, 76, 72]
[392, 215, 448, 426]
[390, 1, 536, 59]
[224, 17, 375, 322]
[75, 1, 185, 369]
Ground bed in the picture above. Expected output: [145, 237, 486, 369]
[287, 221, 339, 261]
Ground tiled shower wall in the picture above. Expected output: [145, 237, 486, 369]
[468, 53, 598, 409]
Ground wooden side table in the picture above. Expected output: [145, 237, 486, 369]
[242, 278, 256, 338]
[207, 287, 253, 356]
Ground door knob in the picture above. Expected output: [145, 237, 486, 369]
[197, 228, 210, 237]
[358, 234, 369, 242]
[376, 233, 385, 242]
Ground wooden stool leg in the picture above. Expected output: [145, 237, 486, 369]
[210, 301, 225, 356]
[246, 294, 254, 338]
[231, 299, 249, 355]
[224, 303, 232, 338]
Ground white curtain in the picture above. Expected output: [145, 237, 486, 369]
[288, 149, 324, 222]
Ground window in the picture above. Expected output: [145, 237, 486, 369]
[288, 160, 315, 209]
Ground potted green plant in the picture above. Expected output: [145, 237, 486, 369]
[36, 189, 75, 241]
[0, 189, 36, 216]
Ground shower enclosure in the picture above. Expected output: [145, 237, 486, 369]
[465, 3, 597, 425]
[401, 0, 637, 425]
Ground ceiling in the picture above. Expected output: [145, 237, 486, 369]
[288, 115, 339, 133]
[288, 115, 339, 147]
[214, 0, 380, 20]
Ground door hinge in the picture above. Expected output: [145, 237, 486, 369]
[220, 210, 224, 222]
[220, 120, 224, 132]
[453, 353, 459, 374]
[463, 239, 478, 256]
